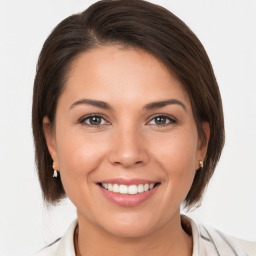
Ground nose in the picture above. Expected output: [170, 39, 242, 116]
[108, 125, 149, 168]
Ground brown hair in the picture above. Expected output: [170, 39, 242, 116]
[32, 0, 225, 207]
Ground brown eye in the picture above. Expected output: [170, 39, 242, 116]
[81, 115, 108, 126]
[88, 116, 102, 125]
[148, 115, 176, 126]
[155, 116, 168, 125]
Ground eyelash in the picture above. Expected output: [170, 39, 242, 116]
[147, 114, 177, 126]
[78, 114, 177, 127]
[79, 114, 109, 127]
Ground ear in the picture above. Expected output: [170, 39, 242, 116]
[196, 122, 210, 168]
[43, 116, 59, 170]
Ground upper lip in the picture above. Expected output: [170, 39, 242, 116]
[97, 178, 160, 186]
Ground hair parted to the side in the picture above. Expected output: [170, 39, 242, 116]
[32, 0, 225, 207]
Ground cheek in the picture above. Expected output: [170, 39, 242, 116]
[54, 126, 107, 194]
[56, 122, 108, 169]
[54, 132, 109, 212]
[150, 127, 198, 194]
[152, 128, 198, 171]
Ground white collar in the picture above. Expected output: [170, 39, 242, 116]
[56, 219, 77, 256]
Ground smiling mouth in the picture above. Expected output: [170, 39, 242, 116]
[97, 182, 160, 195]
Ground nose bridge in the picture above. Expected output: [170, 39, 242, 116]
[108, 121, 149, 167]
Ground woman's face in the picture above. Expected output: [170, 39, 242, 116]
[44, 46, 208, 237]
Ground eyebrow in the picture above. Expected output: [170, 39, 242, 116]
[144, 99, 187, 111]
[70, 99, 112, 110]
[69, 98, 187, 112]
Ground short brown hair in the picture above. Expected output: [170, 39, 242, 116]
[32, 0, 225, 207]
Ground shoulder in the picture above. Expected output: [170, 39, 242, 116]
[197, 221, 256, 256]
[35, 238, 60, 256]
[182, 215, 256, 256]
[231, 237, 256, 256]
[35, 219, 77, 256]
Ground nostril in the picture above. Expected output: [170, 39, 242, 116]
[108, 149, 149, 167]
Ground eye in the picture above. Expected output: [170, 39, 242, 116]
[80, 115, 109, 126]
[148, 115, 176, 126]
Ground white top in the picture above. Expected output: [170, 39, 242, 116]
[36, 216, 256, 256]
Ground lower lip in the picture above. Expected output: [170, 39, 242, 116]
[98, 185, 159, 207]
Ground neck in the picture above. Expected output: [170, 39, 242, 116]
[75, 212, 193, 256]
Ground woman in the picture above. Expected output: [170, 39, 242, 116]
[33, 0, 255, 255]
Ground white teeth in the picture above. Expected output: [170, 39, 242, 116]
[113, 184, 119, 193]
[107, 183, 112, 191]
[119, 185, 128, 194]
[144, 184, 149, 191]
[101, 183, 157, 194]
[138, 184, 144, 193]
[128, 185, 138, 194]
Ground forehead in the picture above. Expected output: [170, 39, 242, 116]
[61, 45, 191, 110]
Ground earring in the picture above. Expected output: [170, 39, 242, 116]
[52, 162, 58, 178]
[199, 160, 204, 168]
[53, 170, 58, 177]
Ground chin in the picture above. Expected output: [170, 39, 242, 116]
[105, 223, 154, 238]
[99, 211, 163, 238]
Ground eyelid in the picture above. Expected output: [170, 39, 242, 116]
[77, 113, 176, 127]
[78, 113, 110, 126]
[146, 113, 177, 125]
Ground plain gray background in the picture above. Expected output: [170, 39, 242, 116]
[0, 0, 255, 255]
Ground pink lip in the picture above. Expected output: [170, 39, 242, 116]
[97, 179, 160, 207]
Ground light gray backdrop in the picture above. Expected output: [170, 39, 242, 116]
[0, 0, 255, 255]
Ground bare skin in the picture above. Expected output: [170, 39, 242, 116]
[43, 45, 209, 256]
[74, 210, 192, 256]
